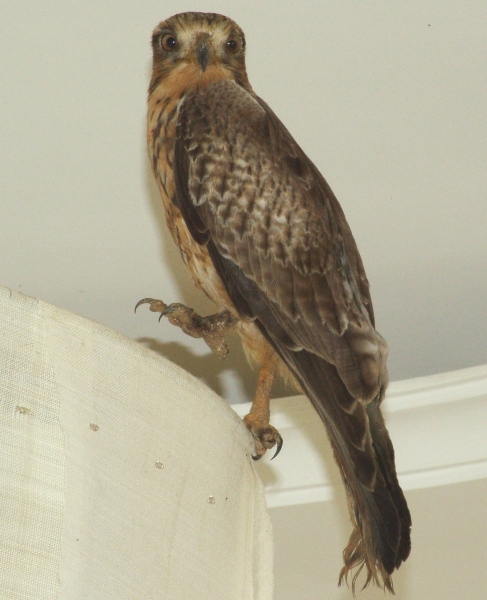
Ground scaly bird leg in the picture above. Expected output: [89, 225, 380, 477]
[135, 298, 236, 359]
[244, 350, 282, 460]
[137, 298, 282, 458]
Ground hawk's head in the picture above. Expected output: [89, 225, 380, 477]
[150, 12, 250, 95]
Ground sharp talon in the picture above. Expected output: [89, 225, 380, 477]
[134, 298, 154, 313]
[159, 303, 179, 321]
[161, 303, 183, 316]
[271, 435, 283, 460]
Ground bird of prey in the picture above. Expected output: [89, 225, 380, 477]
[139, 11, 411, 591]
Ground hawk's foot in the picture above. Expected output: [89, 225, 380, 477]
[135, 298, 236, 359]
[243, 413, 283, 460]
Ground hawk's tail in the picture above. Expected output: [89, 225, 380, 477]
[205, 244, 411, 588]
[274, 344, 411, 592]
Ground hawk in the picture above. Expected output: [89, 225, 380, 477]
[139, 12, 411, 591]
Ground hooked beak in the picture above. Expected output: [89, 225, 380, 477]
[196, 42, 210, 72]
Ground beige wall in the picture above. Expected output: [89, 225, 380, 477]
[270, 479, 487, 599]
[1, 1, 486, 404]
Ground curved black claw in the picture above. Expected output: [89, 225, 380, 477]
[134, 298, 155, 313]
[271, 435, 283, 460]
[160, 302, 182, 318]
[251, 434, 283, 461]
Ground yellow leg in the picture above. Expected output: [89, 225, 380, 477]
[243, 350, 282, 459]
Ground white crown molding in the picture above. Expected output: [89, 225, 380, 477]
[233, 364, 487, 508]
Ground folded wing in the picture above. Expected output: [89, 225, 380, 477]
[174, 79, 411, 589]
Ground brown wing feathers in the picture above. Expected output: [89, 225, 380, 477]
[174, 79, 411, 589]
[202, 248, 408, 589]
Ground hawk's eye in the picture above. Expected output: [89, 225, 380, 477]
[226, 37, 241, 54]
[161, 34, 178, 52]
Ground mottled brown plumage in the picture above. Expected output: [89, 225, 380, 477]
[145, 11, 411, 591]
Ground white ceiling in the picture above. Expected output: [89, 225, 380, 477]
[1, 1, 486, 404]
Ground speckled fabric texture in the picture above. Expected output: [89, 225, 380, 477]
[0, 287, 273, 599]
